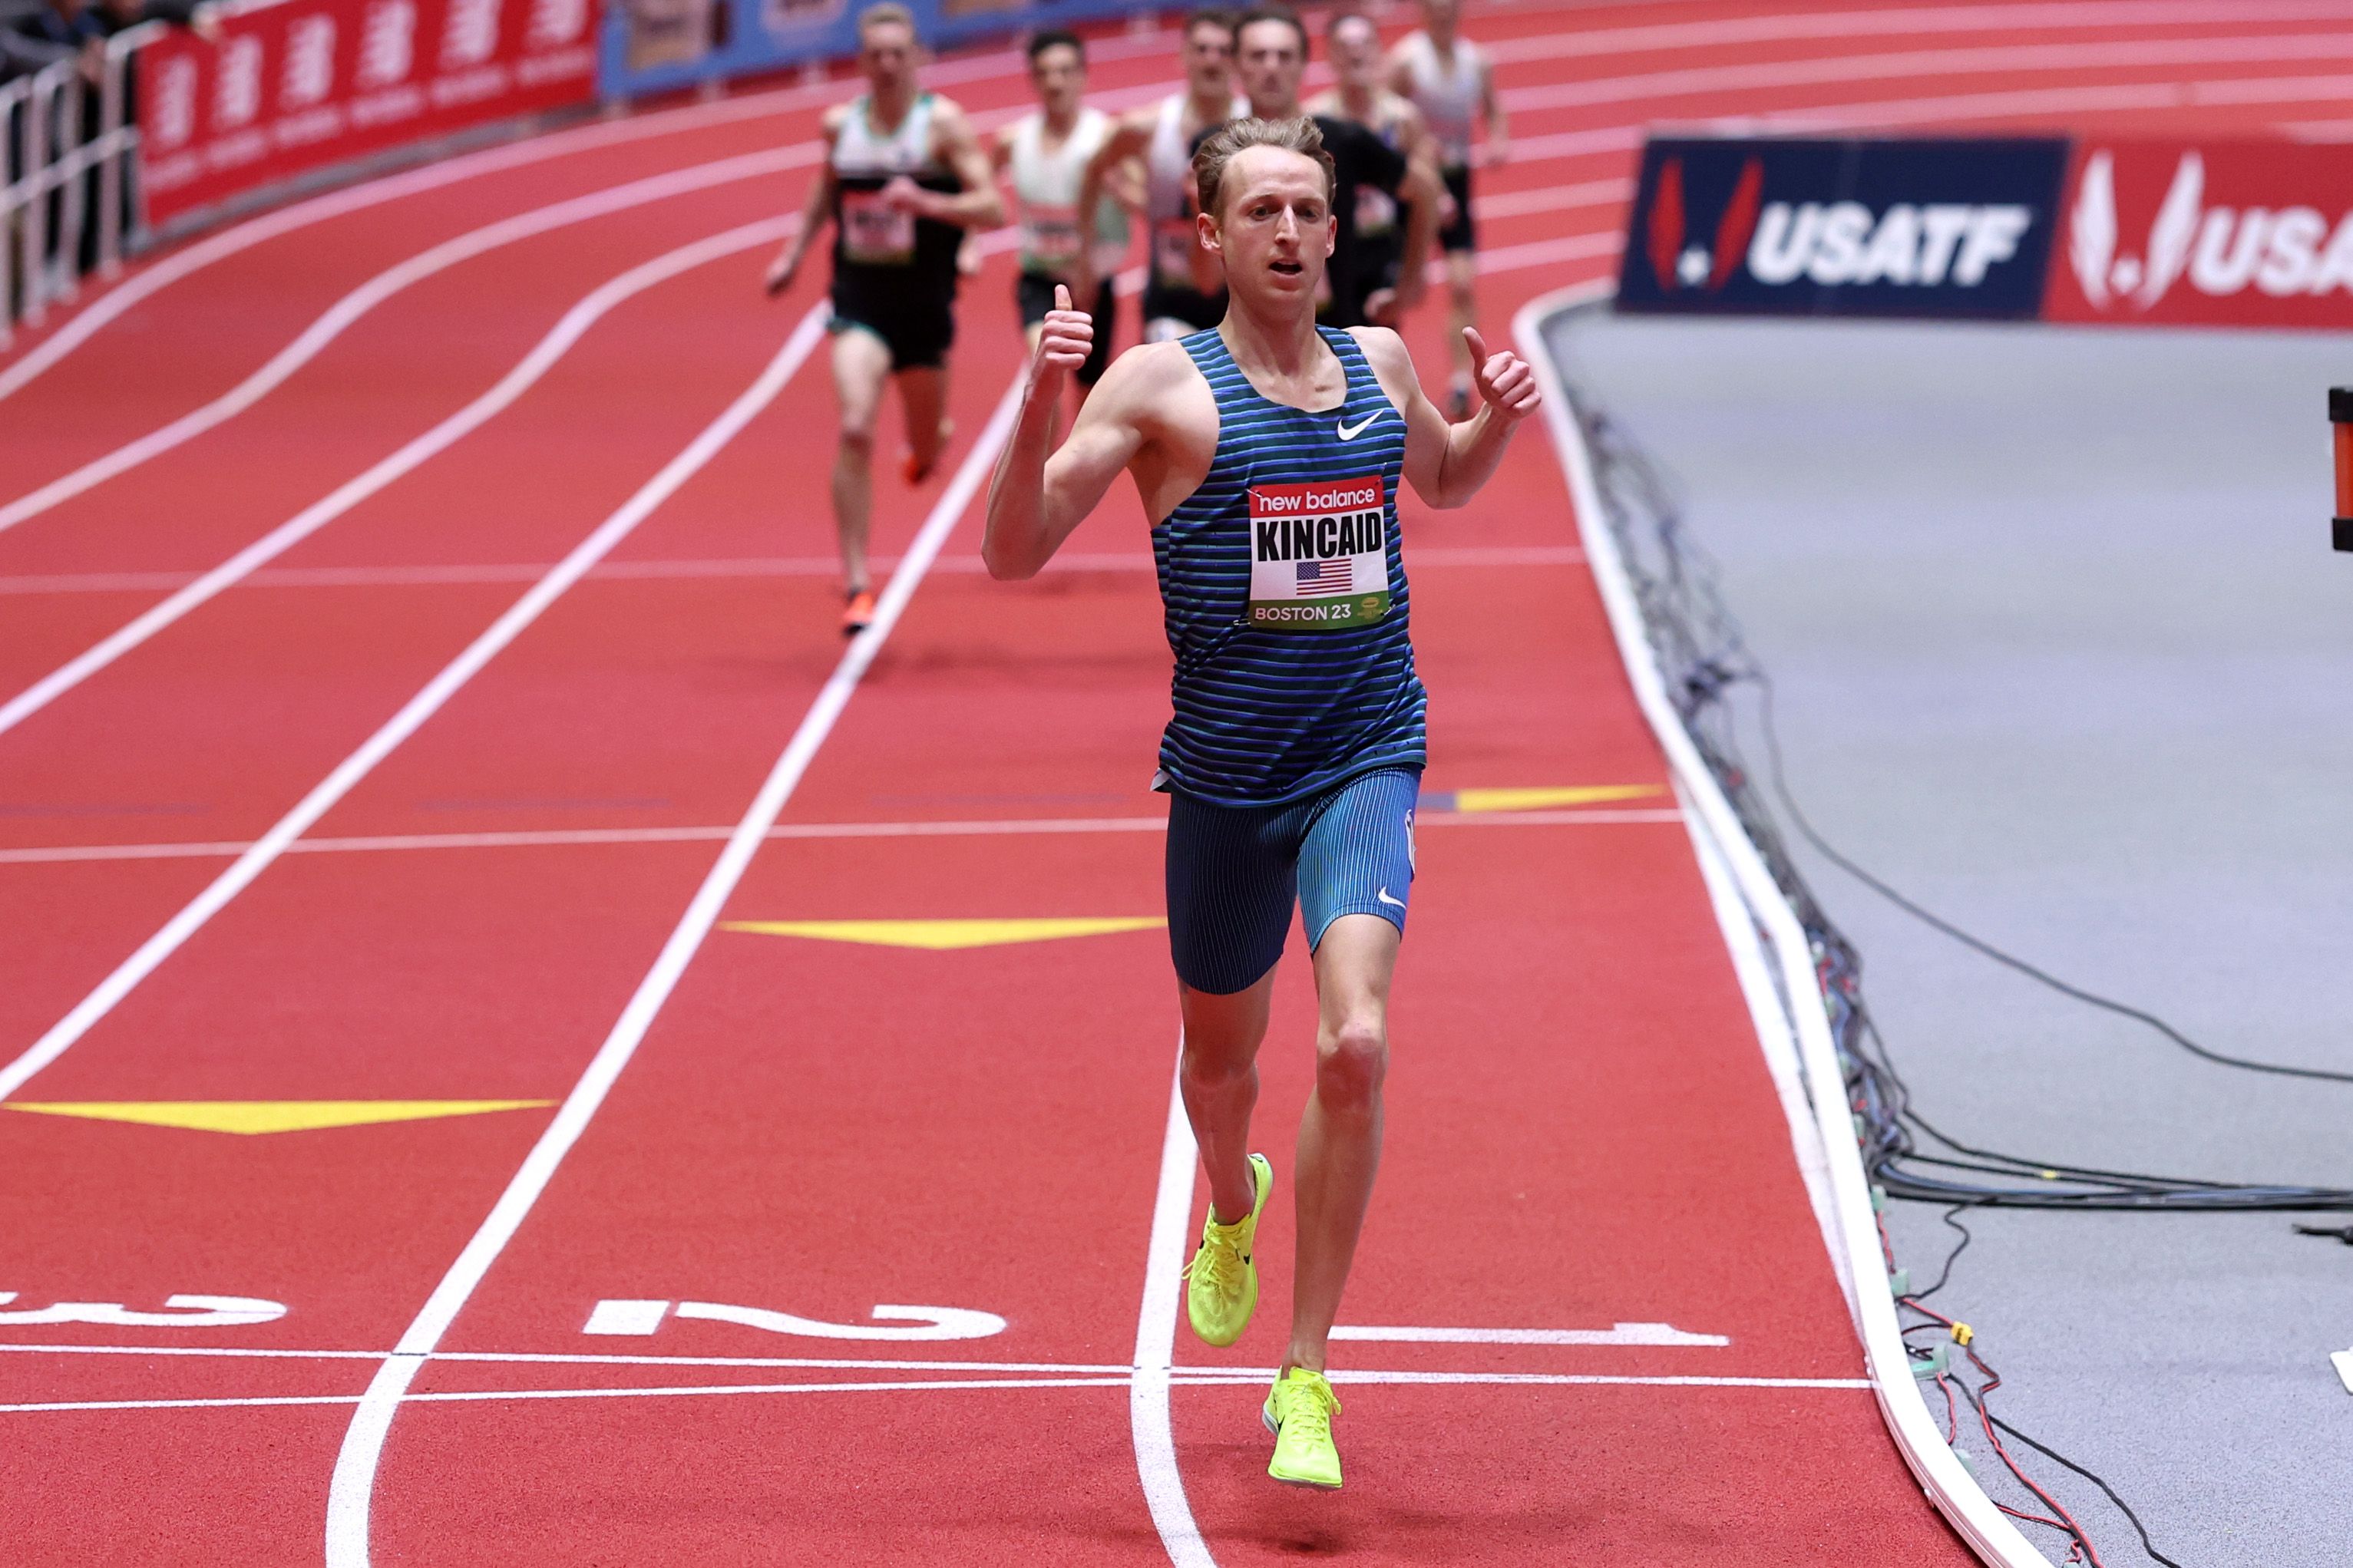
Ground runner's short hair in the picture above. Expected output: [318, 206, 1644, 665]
[1183, 6, 1237, 41]
[1236, 5, 1310, 58]
[857, 2, 917, 41]
[1194, 116, 1335, 220]
[1026, 27, 1083, 62]
[1324, 8, 1373, 41]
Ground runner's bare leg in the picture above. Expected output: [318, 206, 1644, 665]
[898, 363, 953, 478]
[1178, 972, 1274, 1227]
[1287, 913, 1399, 1375]
[830, 328, 891, 595]
[1445, 250, 1479, 397]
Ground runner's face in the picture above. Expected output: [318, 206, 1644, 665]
[1029, 44, 1084, 114]
[1330, 18, 1380, 92]
[1182, 23, 1234, 97]
[1208, 147, 1332, 308]
[1234, 20, 1305, 118]
[1420, 0, 1459, 34]
[859, 22, 917, 93]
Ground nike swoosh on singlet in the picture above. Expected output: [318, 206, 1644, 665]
[1336, 412, 1380, 441]
[1376, 887, 1406, 908]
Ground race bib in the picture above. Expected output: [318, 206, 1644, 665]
[841, 189, 916, 265]
[1355, 183, 1397, 239]
[1153, 217, 1198, 288]
[1244, 476, 1391, 632]
[1022, 201, 1083, 269]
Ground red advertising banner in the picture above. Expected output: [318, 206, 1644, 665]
[2045, 137, 2353, 329]
[137, 0, 600, 226]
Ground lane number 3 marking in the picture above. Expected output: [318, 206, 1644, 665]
[0, 1292, 286, 1327]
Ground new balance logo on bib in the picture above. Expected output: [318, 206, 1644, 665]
[1246, 477, 1390, 631]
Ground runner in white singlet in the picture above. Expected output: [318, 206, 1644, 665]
[990, 30, 1132, 444]
[1075, 7, 1244, 343]
[1387, 0, 1507, 418]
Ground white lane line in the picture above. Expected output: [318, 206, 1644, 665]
[0, 809, 1684, 867]
[0, 151, 817, 536]
[1331, 1323, 1730, 1347]
[1499, 29, 2353, 114]
[1482, 0, 2353, 68]
[0, 310, 829, 1106]
[0, 1342, 1138, 1372]
[1739, 68, 2353, 131]
[321, 373, 1026, 1568]
[0, 220, 798, 743]
[1132, 1057, 1215, 1568]
[0, 544, 1588, 595]
[0, 1368, 1875, 1415]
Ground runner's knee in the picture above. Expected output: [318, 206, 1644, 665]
[1314, 1018, 1387, 1110]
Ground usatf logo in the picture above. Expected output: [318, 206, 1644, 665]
[1620, 137, 2067, 321]
[2067, 149, 2353, 309]
[1644, 155, 1762, 293]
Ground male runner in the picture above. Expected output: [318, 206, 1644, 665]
[1229, 5, 1436, 332]
[981, 117, 1539, 1489]
[1074, 7, 1241, 344]
[1387, 0, 1505, 418]
[765, 2, 1000, 635]
[1306, 10, 1431, 326]
[991, 30, 1129, 439]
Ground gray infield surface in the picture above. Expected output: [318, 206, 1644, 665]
[1542, 308, 2353, 1568]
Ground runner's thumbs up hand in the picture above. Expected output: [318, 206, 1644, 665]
[1463, 328, 1541, 424]
[1034, 282, 1095, 382]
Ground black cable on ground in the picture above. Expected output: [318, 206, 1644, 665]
[1548, 332, 2299, 1566]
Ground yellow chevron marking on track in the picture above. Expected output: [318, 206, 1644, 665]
[720, 917, 1165, 950]
[1, 1100, 555, 1135]
[1450, 785, 1664, 813]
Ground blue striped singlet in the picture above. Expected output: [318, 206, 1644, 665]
[1152, 326, 1428, 807]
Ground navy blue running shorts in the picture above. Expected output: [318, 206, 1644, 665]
[1164, 767, 1420, 995]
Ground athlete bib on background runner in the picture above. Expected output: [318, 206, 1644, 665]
[841, 190, 917, 265]
[1244, 476, 1392, 630]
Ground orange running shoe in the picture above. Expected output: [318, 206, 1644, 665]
[842, 589, 877, 637]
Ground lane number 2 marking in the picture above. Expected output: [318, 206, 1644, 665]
[584, 1298, 1006, 1342]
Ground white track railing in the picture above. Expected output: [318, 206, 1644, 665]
[1515, 282, 2054, 1568]
[2, 19, 161, 349]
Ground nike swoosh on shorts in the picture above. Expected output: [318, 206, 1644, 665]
[1376, 887, 1406, 909]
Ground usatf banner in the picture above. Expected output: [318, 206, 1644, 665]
[2045, 138, 2353, 329]
[1616, 135, 2070, 320]
[138, 0, 600, 226]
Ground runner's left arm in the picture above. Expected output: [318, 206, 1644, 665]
[1353, 325, 1538, 509]
[983, 289, 1148, 579]
[1367, 124, 1437, 312]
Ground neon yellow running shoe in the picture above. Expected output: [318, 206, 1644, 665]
[1183, 1151, 1271, 1347]
[1262, 1366, 1343, 1489]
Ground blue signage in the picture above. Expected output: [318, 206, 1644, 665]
[600, 0, 1148, 100]
[1615, 135, 2070, 319]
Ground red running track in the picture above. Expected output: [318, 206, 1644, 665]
[0, 1, 2341, 1560]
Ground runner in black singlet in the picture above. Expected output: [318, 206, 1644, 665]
[765, 2, 1000, 635]
[1225, 5, 1437, 332]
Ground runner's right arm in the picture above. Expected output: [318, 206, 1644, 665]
[765, 111, 844, 295]
[983, 289, 1152, 579]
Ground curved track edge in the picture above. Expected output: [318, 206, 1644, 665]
[1515, 283, 2051, 1568]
